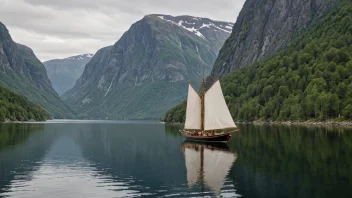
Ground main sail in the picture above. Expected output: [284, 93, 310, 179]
[204, 80, 237, 131]
[184, 84, 202, 130]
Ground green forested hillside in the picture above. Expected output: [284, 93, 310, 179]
[0, 85, 49, 121]
[164, 2, 352, 123]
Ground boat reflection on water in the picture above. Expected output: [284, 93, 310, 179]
[180, 141, 238, 196]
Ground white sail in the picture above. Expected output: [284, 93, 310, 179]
[184, 147, 201, 187]
[203, 148, 237, 195]
[204, 80, 237, 130]
[184, 84, 202, 130]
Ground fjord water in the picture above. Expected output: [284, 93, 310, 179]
[0, 121, 351, 198]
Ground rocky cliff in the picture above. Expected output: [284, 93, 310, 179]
[63, 15, 233, 119]
[0, 22, 75, 118]
[210, 0, 342, 79]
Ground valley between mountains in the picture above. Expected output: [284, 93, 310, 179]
[0, 14, 233, 121]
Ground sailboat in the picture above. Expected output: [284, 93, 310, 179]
[180, 73, 239, 142]
[181, 141, 238, 196]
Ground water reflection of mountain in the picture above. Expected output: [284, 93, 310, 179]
[0, 124, 55, 194]
[181, 141, 239, 196]
[227, 124, 352, 198]
[74, 123, 190, 197]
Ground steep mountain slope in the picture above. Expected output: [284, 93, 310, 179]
[63, 15, 233, 119]
[44, 54, 93, 95]
[209, 0, 342, 79]
[0, 22, 75, 118]
[164, 1, 352, 123]
[0, 84, 49, 121]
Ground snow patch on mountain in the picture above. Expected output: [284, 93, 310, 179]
[158, 16, 205, 39]
[157, 15, 233, 39]
[67, 54, 94, 60]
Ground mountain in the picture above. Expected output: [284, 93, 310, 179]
[164, 0, 351, 123]
[0, 22, 75, 118]
[63, 15, 233, 120]
[0, 84, 49, 121]
[44, 54, 93, 95]
[209, 0, 342, 79]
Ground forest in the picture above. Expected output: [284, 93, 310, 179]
[164, 2, 352, 123]
[0, 85, 49, 121]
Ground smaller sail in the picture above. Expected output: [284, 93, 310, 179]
[184, 84, 202, 130]
[204, 80, 237, 130]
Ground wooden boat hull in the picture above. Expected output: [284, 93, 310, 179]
[180, 130, 238, 142]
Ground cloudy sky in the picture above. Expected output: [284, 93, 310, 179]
[0, 0, 245, 61]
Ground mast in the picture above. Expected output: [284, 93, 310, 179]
[200, 65, 205, 131]
[200, 145, 204, 195]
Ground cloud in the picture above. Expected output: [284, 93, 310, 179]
[0, 0, 245, 61]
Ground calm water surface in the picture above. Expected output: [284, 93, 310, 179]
[0, 120, 351, 197]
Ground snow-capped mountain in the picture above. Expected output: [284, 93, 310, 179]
[154, 15, 233, 50]
[157, 15, 233, 38]
[63, 14, 233, 120]
[67, 54, 94, 60]
[44, 54, 93, 95]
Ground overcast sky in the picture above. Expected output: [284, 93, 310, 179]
[0, 0, 245, 61]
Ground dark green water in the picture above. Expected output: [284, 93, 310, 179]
[0, 120, 351, 198]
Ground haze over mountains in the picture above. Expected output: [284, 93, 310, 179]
[63, 15, 233, 119]
[44, 54, 93, 95]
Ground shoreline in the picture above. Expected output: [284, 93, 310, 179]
[0, 119, 163, 124]
[250, 121, 352, 127]
[243, 121, 352, 128]
[3, 119, 352, 128]
[165, 121, 352, 128]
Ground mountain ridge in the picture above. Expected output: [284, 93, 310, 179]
[46, 54, 93, 62]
